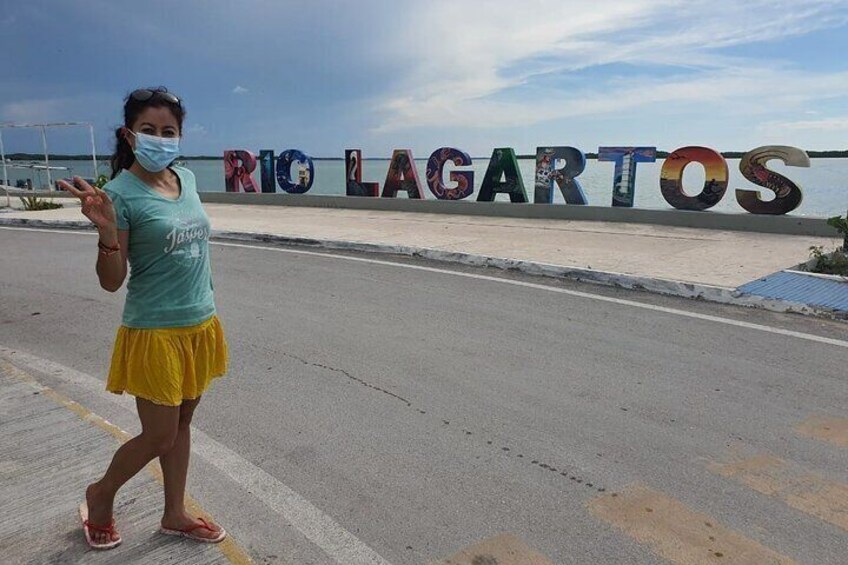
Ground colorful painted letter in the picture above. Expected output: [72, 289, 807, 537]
[477, 148, 528, 203]
[659, 146, 728, 211]
[382, 149, 425, 199]
[224, 150, 260, 193]
[345, 149, 379, 197]
[426, 147, 474, 200]
[736, 146, 808, 215]
[276, 149, 315, 194]
[598, 147, 657, 207]
[534, 146, 588, 205]
[259, 150, 276, 193]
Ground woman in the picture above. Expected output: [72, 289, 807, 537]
[58, 87, 228, 549]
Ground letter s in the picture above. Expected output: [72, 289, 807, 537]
[736, 145, 809, 215]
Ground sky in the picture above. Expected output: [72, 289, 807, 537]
[1, 0, 847, 157]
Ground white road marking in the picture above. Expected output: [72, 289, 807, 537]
[0, 347, 394, 565]
[2, 225, 846, 349]
[212, 242, 848, 350]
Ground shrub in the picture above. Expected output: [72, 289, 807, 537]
[808, 246, 848, 276]
[826, 213, 848, 251]
[19, 196, 63, 211]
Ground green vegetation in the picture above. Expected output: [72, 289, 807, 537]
[19, 196, 63, 211]
[807, 212, 848, 276]
[828, 213, 848, 250]
[808, 246, 848, 276]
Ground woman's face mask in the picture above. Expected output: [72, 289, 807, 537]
[128, 130, 180, 173]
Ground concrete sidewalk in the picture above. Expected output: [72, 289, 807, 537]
[0, 359, 250, 565]
[1, 201, 838, 290]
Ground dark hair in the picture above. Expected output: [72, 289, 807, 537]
[110, 87, 186, 179]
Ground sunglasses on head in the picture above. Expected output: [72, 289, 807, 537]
[129, 88, 181, 105]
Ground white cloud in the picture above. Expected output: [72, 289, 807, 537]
[6, 0, 845, 154]
[185, 123, 208, 136]
[369, 0, 848, 133]
[374, 67, 848, 132]
[1, 98, 70, 123]
[764, 117, 848, 132]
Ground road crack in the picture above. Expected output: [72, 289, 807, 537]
[278, 350, 412, 407]
[277, 349, 607, 493]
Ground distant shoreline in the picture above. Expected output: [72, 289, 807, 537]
[5, 150, 848, 161]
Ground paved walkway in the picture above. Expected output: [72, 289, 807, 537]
[0, 359, 250, 565]
[1, 201, 837, 288]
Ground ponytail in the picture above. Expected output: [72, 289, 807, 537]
[110, 128, 135, 179]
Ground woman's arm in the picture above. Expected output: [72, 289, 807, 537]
[96, 227, 129, 292]
[57, 176, 129, 292]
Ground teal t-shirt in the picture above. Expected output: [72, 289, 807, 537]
[104, 166, 216, 328]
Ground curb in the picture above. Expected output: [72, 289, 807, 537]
[1, 217, 843, 320]
[214, 230, 837, 319]
[0, 217, 94, 230]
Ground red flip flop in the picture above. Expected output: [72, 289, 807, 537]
[79, 502, 122, 550]
[160, 517, 226, 543]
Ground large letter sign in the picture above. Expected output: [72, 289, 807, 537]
[660, 146, 728, 211]
[382, 149, 425, 199]
[276, 149, 315, 194]
[259, 150, 276, 193]
[534, 146, 588, 205]
[735, 145, 808, 215]
[598, 146, 656, 207]
[477, 148, 528, 203]
[345, 149, 379, 197]
[426, 147, 474, 200]
[224, 150, 260, 193]
[226, 142, 814, 216]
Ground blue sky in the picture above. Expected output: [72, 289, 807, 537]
[2, 0, 847, 157]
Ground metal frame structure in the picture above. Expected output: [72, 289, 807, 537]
[0, 122, 98, 190]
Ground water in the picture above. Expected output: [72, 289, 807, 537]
[5, 157, 846, 217]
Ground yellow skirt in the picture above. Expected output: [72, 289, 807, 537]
[107, 315, 228, 406]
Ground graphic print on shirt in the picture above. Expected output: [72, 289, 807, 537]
[163, 213, 210, 264]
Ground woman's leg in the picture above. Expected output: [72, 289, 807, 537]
[85, 398, 180, 544]
[159, 396, 223, 538]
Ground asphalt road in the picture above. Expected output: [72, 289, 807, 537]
[1, 226, 847, 565]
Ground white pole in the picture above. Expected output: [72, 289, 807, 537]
[89, 124, 98, 179]
[0, 132, 7, 208]
[0, 131, 7, 187]
[41, 126, 52, 190]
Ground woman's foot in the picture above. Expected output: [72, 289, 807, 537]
[161, 511, 225, 542]
[84, 483, 119, 545]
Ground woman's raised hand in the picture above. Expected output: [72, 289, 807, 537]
[57, 176, 117, 231]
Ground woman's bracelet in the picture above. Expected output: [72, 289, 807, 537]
[98, 239, 120, 256]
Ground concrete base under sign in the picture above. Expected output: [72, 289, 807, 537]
[198, 192, 838, 237]
[3, 189, 838, 237]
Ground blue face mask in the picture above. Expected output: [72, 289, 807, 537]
[129, 131, 180, 173]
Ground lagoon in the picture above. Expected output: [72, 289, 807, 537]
[7, 157, 847, 217]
